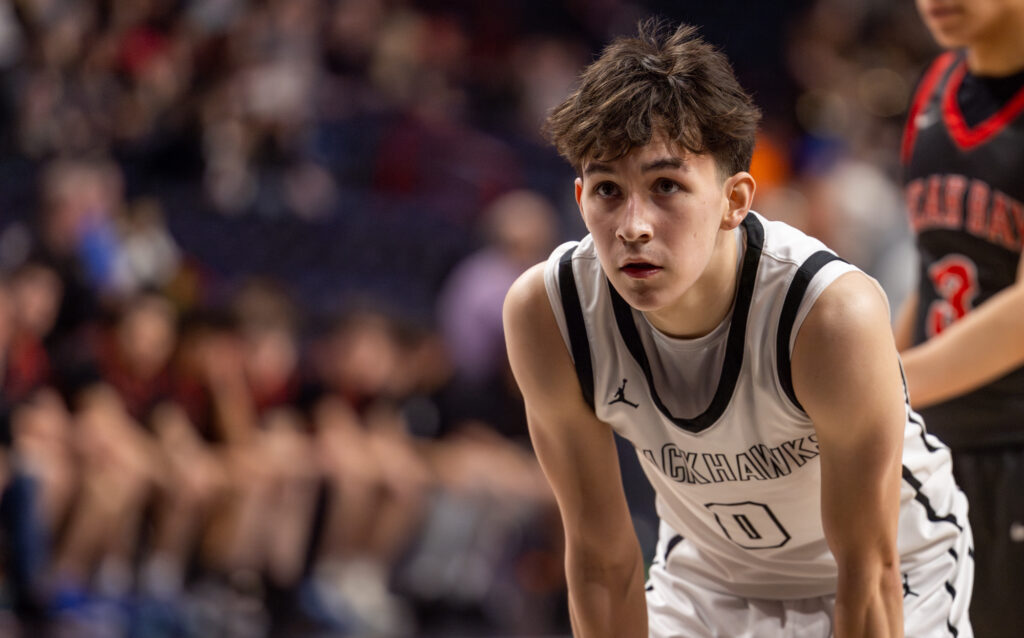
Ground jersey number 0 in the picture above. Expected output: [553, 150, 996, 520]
[705, 501, 791, 549]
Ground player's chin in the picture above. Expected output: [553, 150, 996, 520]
[928, 24, 971, 48]
[610, 277, 669, 311]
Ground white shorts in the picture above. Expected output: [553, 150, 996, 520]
[645, 521, 974, 638]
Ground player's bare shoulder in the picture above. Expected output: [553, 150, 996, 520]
[791, 269, 904, 434]
[799, 270, 893, 348]
[503, 263, 553, 366]
[503, 263, 548, 335]
[503, 263, 587, 420]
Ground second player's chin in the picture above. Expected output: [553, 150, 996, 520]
[930, 28, 968, 48]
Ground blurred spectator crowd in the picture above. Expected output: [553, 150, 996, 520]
[0, 0, 943, 636]
[1, 171, 569, 638]
[0, 162, 566, 638]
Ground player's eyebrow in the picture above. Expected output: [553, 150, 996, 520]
[582, 161, 615, 176]
[582, 156, 688, 176]
[641, 157, 688, 172]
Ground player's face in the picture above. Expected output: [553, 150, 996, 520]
[575, 137, 751, 318]
[916, 0, 1024, 48]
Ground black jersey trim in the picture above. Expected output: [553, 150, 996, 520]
[647, 533, 686, 592]
[776, 251, 846, 412]
[944, 545, 968, 637]
[561, 244, 598, 409]
[664, 534, 684, 563]
[558, 246, 595, 410]
[911, 410, 942, 454]
[900, 361, 945, 454]
[902, 465, 963, 531]
[606, 214, 764, 434]
[903, 465, 965, 637]
[945, 578, 960, 637]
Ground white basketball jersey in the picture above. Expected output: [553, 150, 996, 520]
[543, 211, 970, 599]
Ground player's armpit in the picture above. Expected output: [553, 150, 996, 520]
[503, 264, 647, 638]
[892, 289, 918, 353]
[791, 272, 905, 638]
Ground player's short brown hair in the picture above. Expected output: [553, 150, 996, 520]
[544, 20, 761, 177]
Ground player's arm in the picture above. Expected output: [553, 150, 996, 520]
[891, 290, 918, 352]
[504, 263, 647, 638]
[792, 272, 905, 638]
[899, 251, 1024, 408]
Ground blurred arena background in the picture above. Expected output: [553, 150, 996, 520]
[0, 0, 938, 636]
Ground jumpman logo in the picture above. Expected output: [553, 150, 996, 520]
[609, 379, 639, 408]
[902, 573, 918, 598]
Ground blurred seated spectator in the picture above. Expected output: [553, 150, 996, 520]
[383, 317, 564, 634]
[231, 280, 320, 594]
[3, 261, 62, 405]
[305, 309, 431, 635]
[86, 292, 222, 608]
[111, 198, 182, 298]
[437, 189, 557, 391]
[50, 384, 161, 613]
[0, 261, 73, 620]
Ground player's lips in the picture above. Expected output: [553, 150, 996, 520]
[927, 5, 963, 20]
[620, 260, 663, 278]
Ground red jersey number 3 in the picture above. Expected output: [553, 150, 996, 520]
[927, 254, 979, 337]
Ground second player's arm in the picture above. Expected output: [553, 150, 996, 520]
[792, 273, 906, 638]
[504, 264, 648, 638]
[899, 252, 1024, 408]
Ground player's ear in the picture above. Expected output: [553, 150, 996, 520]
[721, 171, 755, 230]
[574, 177, 585, 218]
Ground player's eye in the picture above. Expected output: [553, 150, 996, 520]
[653, 178, 681, 195]
[594, 181, 620, 198]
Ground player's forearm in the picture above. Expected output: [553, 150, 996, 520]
[564, 545, 648, 638]
[833, 560, 903, 638]
[902, 282, 1024, 408]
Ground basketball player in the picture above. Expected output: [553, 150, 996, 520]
[504, 21, 973, 637]
[896, 1, 1024, 636]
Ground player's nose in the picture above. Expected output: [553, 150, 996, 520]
[617, 196, 653, 243]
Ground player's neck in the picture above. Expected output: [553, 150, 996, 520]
[966, 18, 1024, 76]
[643, 226, 740, 339]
